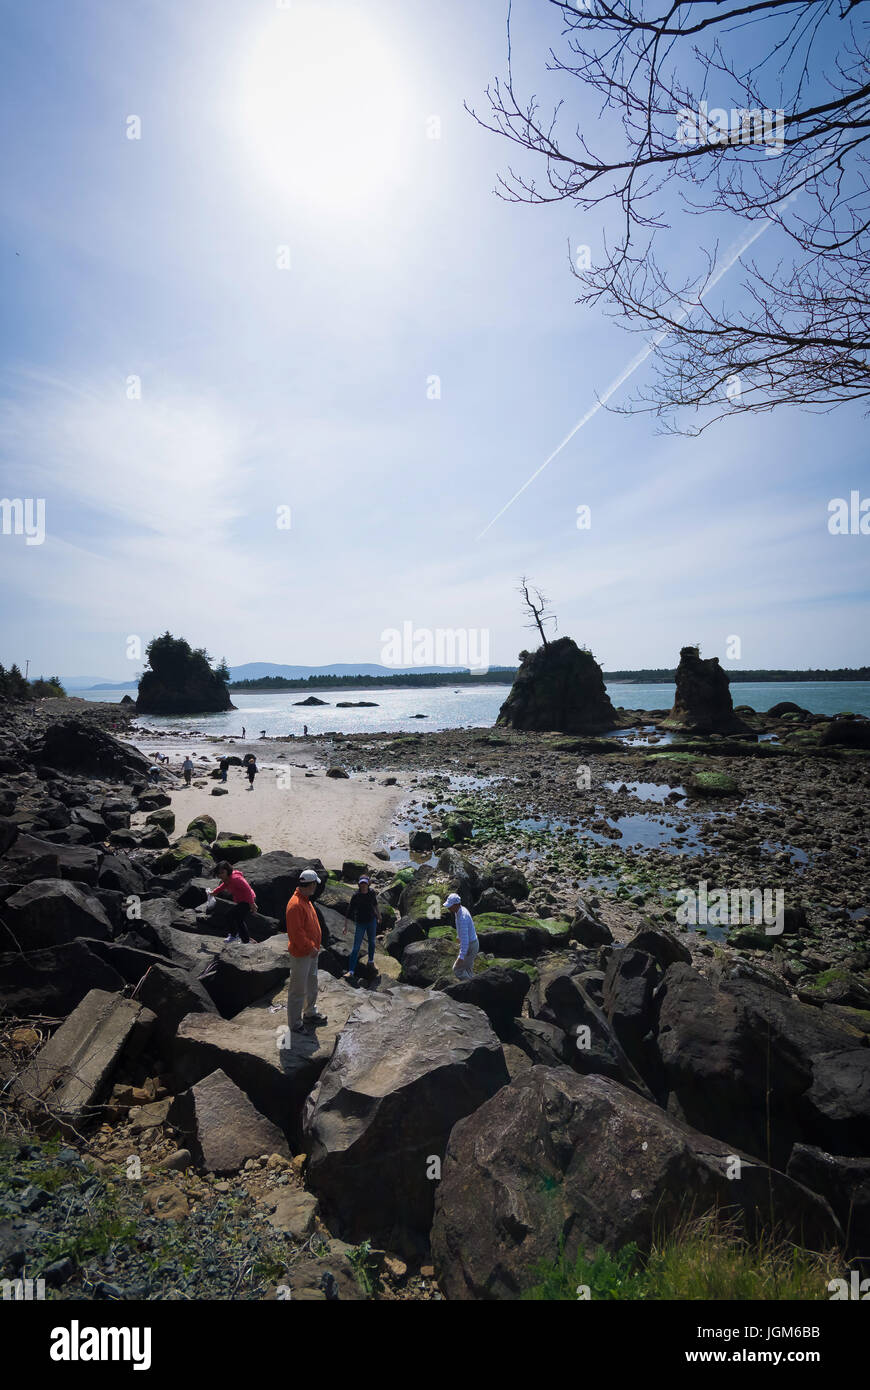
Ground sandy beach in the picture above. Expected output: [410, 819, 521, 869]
[133, 747, 409, 866]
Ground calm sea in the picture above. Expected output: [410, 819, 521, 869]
[80, 681, 870, 736]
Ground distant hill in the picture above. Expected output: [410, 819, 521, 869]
[59, 676, 119, 690]
[228, 662, 470, 681]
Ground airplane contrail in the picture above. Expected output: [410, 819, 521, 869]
[476, 211, 786, 540]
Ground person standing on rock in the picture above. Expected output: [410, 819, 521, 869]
[445, 893, 479, 981]
[343, 876, 381, 980]
[286, 869, 327, 1032]
[182, 755, 194, 787]
[211, 860, 257, 943]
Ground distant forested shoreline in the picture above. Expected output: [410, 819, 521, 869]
[229, 666, 870, 692]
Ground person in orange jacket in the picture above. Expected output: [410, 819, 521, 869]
[285, 868, 328, 1032]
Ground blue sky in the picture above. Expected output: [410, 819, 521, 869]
[0, 0, 867, 680]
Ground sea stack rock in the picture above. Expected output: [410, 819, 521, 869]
[662, 646, 751, 734]
[496, 637, 619, 735]
[136, 633, 235, 715]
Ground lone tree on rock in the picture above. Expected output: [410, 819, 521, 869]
[519, 576, 556, 648]
[499, 588, 618, 734]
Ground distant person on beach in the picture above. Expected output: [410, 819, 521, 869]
[285, 869, 327, 1032]
[241, 726, 246, 738]
[182, 756, 194, 787]
[343, 877, 380, 980]
[303, 724, 308, 736]
[147, 764, 160, 785]
[211, 861, 257, 943]
[260, 729, 266, 738]
[445, 893, 479, 981]
[244, 754, 258, 789]
[218, 755, 230, 783]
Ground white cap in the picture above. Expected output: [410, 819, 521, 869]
[444, 893, 462, 908]
[299, 869, 321, 884]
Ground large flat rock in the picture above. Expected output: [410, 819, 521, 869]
[170, 972, 360, 1142]
[12, 988, 157, 1127]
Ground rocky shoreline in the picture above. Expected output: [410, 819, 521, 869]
[1, 699, 868, 1300]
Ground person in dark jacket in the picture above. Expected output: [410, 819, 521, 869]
[343, 877, 380, 978]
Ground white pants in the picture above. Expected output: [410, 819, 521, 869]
[287, 953, 320, 1027]
[453, 939, 479, 982]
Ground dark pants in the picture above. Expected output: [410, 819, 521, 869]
[227, 902, 251, 943]
[348, 919, 377, 973]
[184, 770, 192, 785]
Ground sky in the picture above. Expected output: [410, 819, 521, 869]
[0, 0, 867, 681]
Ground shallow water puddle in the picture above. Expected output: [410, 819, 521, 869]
[512, 811, 712, 855]
[604, 780, 685, 804]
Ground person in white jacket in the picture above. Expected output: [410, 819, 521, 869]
[445, 893, 479, 981]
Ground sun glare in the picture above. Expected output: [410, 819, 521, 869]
[237, 5, 411, 214]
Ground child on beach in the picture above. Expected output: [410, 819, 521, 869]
[244, 754, 258, 789]
[210, 861, 257, 943]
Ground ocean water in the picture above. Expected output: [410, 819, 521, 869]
[78, 680, 870, 736]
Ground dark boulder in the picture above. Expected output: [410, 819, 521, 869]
[0, 818, 19, 855]
[431, 1068, 841, 1299]
[800, 1051, 870, 1156]
[505, 1017, 570, 1067]
[0, 835, 98, 886]
[0, 940, 125, 1018]
[627, 926, 692, 970]
[31, 720, 151, 781]
[242, 852, 328, 918]
[441, 966, 531, 1039]
[168, 1068, 290, 1173]
[656, 963, 866, 1167]
[570, 898, 613, 947]
[820, 718, 870, 749]
[303, 987, 509, 1254]
[398, 937, 457, 987]
[384, 915, 427, 961]
[1, 879, 113, 951]
[488, 863, 530, 902]
[134, 962, 218, 1042]
[202, 938, 292, 1019]
[786, 1144, 870, 1257]
[602, 948, 660, 1057]
[473, 888, 516, 916]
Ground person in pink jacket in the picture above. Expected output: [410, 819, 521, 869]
[211, 861, 257, 943]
